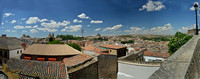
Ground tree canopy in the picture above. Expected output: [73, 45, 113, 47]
[168, 32, 193, 55]
[56, 34, 82, 40]
[66, 43, 81, 51]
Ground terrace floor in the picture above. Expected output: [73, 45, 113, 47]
[117, 63, 159, 79]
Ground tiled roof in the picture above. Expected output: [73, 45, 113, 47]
[143, 51, 170, 58]
[23, 44, 81, 56]
[6, 58, 67, 79]
[63, 54, 93, 67]
[0, 37, 24, 50]
[82, 45, 109, 54]
[100, 45, 126, 49]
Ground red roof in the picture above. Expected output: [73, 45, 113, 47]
[63, 54, 93, 67]
[100, 45, 126, 49]
[82, 45, 109, 54]
[143, 51, 170, 58]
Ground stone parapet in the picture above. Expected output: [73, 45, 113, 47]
[149, 35, 200, 79]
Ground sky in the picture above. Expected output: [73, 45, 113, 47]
[0, 0, 199, 38]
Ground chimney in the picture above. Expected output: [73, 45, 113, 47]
[2, 34, 6, 37]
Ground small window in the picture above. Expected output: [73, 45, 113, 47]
[17, 51, 19, 54]
[20, 50, 22, 53]
[0, 51, 2, 56]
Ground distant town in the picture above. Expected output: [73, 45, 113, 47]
[0, 32, 175, 79]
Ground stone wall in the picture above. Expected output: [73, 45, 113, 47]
[150, 35, 200, 79]
[118, 48, 146, 61]
[98, 54, 118, 79]
[68, 60, 98, 79]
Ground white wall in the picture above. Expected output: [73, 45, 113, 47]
[143, 56, 165, 62]
[9, 49, 23, 59]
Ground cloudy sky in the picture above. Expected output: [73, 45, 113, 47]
[0, 0, 199, 37]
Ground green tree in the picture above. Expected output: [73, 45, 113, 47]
[56, 34, 82, 40]
[121, 40, 134, 44]
[67, 43, 81, 51]
[168, 32, 193, 55]
[47, 40, 64, 44]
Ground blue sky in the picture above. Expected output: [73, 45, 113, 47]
[0, 0, 199, 38]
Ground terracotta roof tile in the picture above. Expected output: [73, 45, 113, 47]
[82, 45, 109, 54]
[63, 54, 93, 67]
[100, 45, 126, 49]
[6, 58, 67, 79]
[144, 51, 169, 58]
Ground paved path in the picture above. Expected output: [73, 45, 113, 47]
[117, 63, 160, 79]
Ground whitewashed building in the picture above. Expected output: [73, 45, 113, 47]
[0, 34, 24, 65]
[143, 51, 169, 62]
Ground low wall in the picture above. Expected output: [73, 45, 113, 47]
[118, 48, 146, 61]
[68, 59, 98, 79]
[150, 35, 200, 79]
[98, 54, 118, 79]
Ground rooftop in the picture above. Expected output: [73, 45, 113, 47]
[144, 51, 170, 58]
[0, 37, 24, 50]
[100, 45, 126, 49]
[6, 58, 67, 79]
[82, 45, 109, 54]
[63, 54, 93, 67]
[23, 44, 81, 56]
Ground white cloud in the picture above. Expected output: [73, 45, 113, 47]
[190, 2, 199, 11]
[26, 17, 41, 24]
[66, 25, 82, 32]
[26, 17, 49, 24]
[3, 13, 15, 17]
[25, 26, 32, 28]
[41, 20, 70, 28]
[87, 25, 90, 26]
[22, 30, 27, 33]
[124, 23, 175, 35]
[90, 20, 103, 24]
[1, 22, 4, 25]
[11, 20, 16, 23]
[14, 25, 25, 29]
[5, 30, 10, 32]
[78, 13, 90, 19]
[95, 28, 101, 31]
[103, 24, 123, 32]
[30, 29, 38, 33]
[21, 18, 26, 20]
[139, 0, 165, 11]
[124, 27, 143, 33]
[73, 19, 82, 23]
[178, 24, 196, 33]
[61, 29, 66, 32]
[150, 23, 173, 32]
[33, 25, 38, 28]
[40, 19, 48, 22]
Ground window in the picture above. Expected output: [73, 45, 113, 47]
[48, 58, 57, 61]
[4, 52, 8, 58]
[24, 56, 31, 60]
[37, 58, 45, 61]
[17, 51, 19, 54]
[0, 51, 2, 56]
[20, 50, 22, 53]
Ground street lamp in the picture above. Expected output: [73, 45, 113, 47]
[194, 3, 199, 35]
